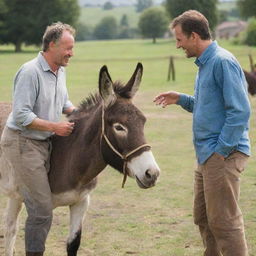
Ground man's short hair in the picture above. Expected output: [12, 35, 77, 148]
[42, 22, 76, 52]
[171, 10, 211, 40]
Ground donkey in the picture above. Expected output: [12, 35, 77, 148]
[0, 63, 160, 256]
[243, 69, 256, 96]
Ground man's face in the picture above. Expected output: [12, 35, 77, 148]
[173, 24, 197, 58]
[52, 30, 75, 67]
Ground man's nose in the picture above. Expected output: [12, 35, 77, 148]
[69, 50, 74, 57]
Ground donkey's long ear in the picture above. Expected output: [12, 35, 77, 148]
[99, 65, 116, 108]
[123, 63, 143, 98]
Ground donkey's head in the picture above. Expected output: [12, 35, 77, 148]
[99, 63, 160, 188]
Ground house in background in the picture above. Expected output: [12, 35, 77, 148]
[215, 20, 247, 39]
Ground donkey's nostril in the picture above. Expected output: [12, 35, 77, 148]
[145, 169, 152, 179]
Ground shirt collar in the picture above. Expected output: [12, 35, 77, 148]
[38, 51, 64, 73]
[195, 41, 218, 67]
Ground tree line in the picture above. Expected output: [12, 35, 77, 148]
[0, 0, 255, 52]
[0, 0, 80, 52]
[79, 0, 256, 46]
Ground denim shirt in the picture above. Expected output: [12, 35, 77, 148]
[6, 52, 73, 140]
[177, 41, 250, 164]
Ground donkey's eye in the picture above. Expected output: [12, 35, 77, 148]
[115, 125, 124, 131]
[113, 123, 127, 134]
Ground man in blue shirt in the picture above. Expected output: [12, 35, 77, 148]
[154, 10, 250, 256]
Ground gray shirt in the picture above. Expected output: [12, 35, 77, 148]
[6, 52, 73, 140]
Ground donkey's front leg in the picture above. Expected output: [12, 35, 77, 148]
[4, 197, 23, 256]
[67, 194, 90, 256]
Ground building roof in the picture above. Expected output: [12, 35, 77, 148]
[216, 20, 247, 38]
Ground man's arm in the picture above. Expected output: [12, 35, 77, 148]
[154, 90, 195, 113]
[27, 118, 74, 136]
[154, 91, 180, 107]
[12, 67, 75, 137]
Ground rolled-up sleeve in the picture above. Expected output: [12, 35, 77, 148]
[12, 68, 38, 127]
[62, 93, 74, 112]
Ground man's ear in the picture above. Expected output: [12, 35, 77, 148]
[191, 31, 200, 40]
[49, 41, 56, 49]
[191, 32, 196, 39]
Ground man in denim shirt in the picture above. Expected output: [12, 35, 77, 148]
[154, 10, 250, 256]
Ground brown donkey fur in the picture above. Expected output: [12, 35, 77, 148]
[0, 63, 160, 256]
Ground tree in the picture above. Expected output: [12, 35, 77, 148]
[136, 0, 153, 13]
[103, 1, 114, 10]
[238, 0, 256, 19]
[76, 23, 93, 41]
[138, 7, 169, 43]
[119, 14, 130, 39]
[244, 18, 256, 46]
[0, 0, 80, 52]
[94, 16, 118, 40]
[0, 1, 7, 43]
[165, 0, 218, 30]
[218, 10, 229, 23]
[120, 14, 129, 27]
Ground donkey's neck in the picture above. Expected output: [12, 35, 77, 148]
[49, 104, 107, 194]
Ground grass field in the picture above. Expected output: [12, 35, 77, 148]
[79, 2, 239, 30]
[80, 6, 142, 28]
[0, 38, 256, 256]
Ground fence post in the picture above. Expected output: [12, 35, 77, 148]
[167, 56, 175, 81]
[249, 54, 254, 72]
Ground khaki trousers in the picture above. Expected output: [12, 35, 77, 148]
[194, 152, 248, 256]
[0, 126, 53, 252]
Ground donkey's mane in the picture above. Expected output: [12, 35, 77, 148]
[79, 93, 102, 112]
[68, 81, 130, 120]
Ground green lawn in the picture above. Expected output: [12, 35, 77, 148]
[0, 39, 256, 256]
